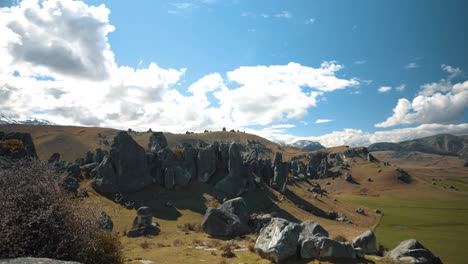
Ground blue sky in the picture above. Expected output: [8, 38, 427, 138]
[0, 0, 467, 146]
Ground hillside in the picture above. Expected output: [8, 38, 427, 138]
[368, 134, 468, 160]
[0, 125, 306, 161]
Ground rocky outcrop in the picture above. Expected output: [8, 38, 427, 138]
[0, 132, 38, 160]
[92, 132, 152, 194]
[148, 132, 168, 152]
[299, 221, 329, 243]
[255, 218, 302, 263]
[352, 230, 377, 254]
[215, 142, 255, 196]
[201, 197, 250, 238]
[272, 161, 288, 193]
[387, 239, 442, 264]
[197, 143, 218, 182]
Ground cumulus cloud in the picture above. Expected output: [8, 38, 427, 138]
[395, 84, 406, 91]
[215, 62, 359, 126]
[315, 119, 333, 124]
[378, 86, 392, 93]
[1, 0, 115, 80]
[376, 65, 467, 128]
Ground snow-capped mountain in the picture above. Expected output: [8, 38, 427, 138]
[0, 113, 55, 126]
[274, 139, 325, 151]
[290, 140, 325, 151]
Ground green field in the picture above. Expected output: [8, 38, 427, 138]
[343, 193, 468, 264]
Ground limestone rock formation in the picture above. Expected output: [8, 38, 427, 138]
[127, 206, 160, 237]
[387, 239, 442, 264]
[352, 230, 377, 254]
[92, 132, 152, 194]
[201, 197, 250, 238]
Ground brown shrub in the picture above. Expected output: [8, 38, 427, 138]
[171, 147, 183, 161]
[173, 238, 184, 247]
[177, 222, 202, 232]
[0, 160, 123, 264]
[333, 235, 348, 242]
[0, 139, 24, 151]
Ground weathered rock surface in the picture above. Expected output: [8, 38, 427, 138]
[352, 230, 377, 254]
[92, 132, 152, 194]
[255, 218, 302, 263]
[272, 161, 288, 193]
[201, 197, 250, 238]
[148, 132, 168, 152]
[197, 143, 218, 182]
[387, 239, 442, 264]
[299, 221, 329, 243]
[301, 236, 356, 259]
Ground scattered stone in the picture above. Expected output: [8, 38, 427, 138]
[127, 206, 160, 237]
[221, 250, 236, 258]
[97, 211, 113, 232]
[328, 211, 339, 220]
[345, 173, 353, 182]
[387, 239, 442, 264]
[355, 208, 365, 215]
[374, 209, 382, 214]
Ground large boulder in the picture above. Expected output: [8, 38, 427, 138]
[48, 152, 61, 164]
[182, 144, 198, 180]
[93, 148, 106, 163]
[301, 236, 356, 259]
[92, 132, 152, 194]
[387, 239, 442, 264]
[197, 143, 218, 182]
[299, 221, 329, 243]
[255, 218, 302, 263]
[201, 197, 250, 238]
[0, 132, 38, 160]
[352, 230, 377, 254]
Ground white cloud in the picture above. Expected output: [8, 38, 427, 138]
[262, 123, 468, 148]
[304, 18, 315, 24]
[354, 60, 367, 65]
[315, 119, 333, 124]
[405, 62, 419, 69]
[378, 86, 392, 93]
[395, 84, 406, 91]
[241, 11, 256, 18]
[376, 65, 467, 128]
[274, 11, 292, 19]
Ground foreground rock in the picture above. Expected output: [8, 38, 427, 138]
[0, 132, 38, 161]
[92, 132, 152, 194]
[387, 239, 442, 264]
[255, 218, 357, 263]
[201, 197, 250, 238]
[352, 230, 377, 255]
[0, 258, 82, 264]
[255, 218, 302, 263]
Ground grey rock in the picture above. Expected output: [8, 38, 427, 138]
[84, 151, 93, 164]
[249, 213, 272, 232]
[201, 208, 250, 238]
[299, 221, 329, 243]
[201, 197, 250, 238]
[48, 152, 61, 164]
[97, 211, 113, 231]
[174, 166, 192, 187]
[387, 239, 442, 264]
[301, 236, 356, 259]
[93, 148, 106, 163]
[182, 144, 198, 181]
[273, 152, 283, 167]
[197, 143, 218, 182]
[272, 161, 288, 193]
[80, 162, 99, 178]
[163, 167, 176, 189]
[92, 132, 152, 194]
[352, 230, 377, 254]
[255, 218, 302, 263]
[148, 132, 168, 152]
[66, 164, 81, 179]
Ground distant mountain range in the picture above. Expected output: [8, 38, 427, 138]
[368, 134, 468, 160]
[0, 113, 55, 126]
[276, 139, 325, 151]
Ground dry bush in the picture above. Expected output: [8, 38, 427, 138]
[248, 242, 255, 252]
[333, 235, 348, 242]
[206, 239, 222, 248]
[173, 238, 184, 247]
[140, 240, 151, 249]
[177, 222, 202, 232]
[0, 160, 123, 264]
[0, 139, 24, 151]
